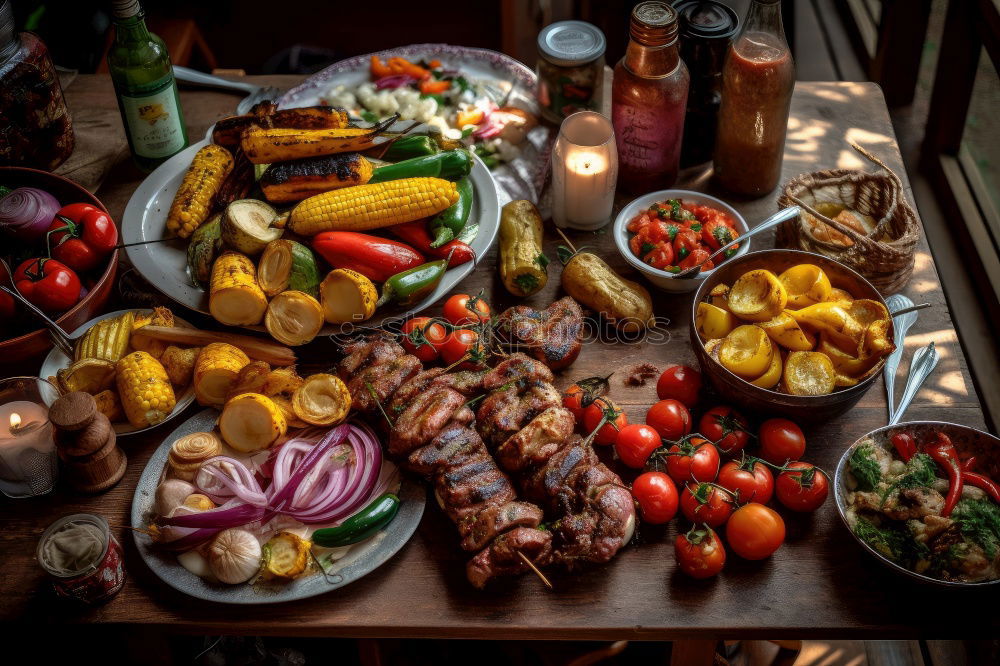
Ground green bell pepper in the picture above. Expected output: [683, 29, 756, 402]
[382, 135, 438, 161]
[429, 176, 473, 247]
[311, 493, 400, 548]
[368, 149, 472, 184]
[376, 257, 449, 307]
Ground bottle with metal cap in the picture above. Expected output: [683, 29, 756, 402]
[612, 1, 690, 192]
[536, 20, 606, 124]
[107, 0, 188, 172]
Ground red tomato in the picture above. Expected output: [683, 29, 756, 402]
[442, 292, 490, 326]
[702, 217, 738, 252]
[12, 257, 81, 312]
[655, 365, 702, 407]
[717, 459, 774, 504]
[632, 471, 678, 524]
[440, 328, 486, 369]
[646, 399, 691, 441]
[582, 397, 628, 446]
[726, 503, 785, 560]
[644, 246, 675, 270]
[673, 228, 700, 261]
[678, 248, 713, 271]
[46, 203, 118, 273]
[680, 482, 734, 528]
[400, 317, 447, 362]
[675, 526, 726, 579]
[664, 436, 719, 485]
[615, 423, 661, 469]
[775, 462, 829, 512]
[562, 380, 606, 422]
[759, 418, 807, 464]
[699, 406, 750, 455]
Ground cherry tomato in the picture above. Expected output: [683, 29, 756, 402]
[46, 203, 118, 273]
[582, 397, 628, 446]
[699, 406, 750, 455]
[759, 418, 806, 464]
[675, 525, 726, 579]
[664, 436, 719, 485]
[680, 482, 734, 528]
[673, 228, 700, 262]
[400, 316, 447, 362]
[717, 458, 774, 504]
[656, 365, 702, 407]
[440, 328, 486, 370]
[442, 292, 491, 326]
[646, 399, 691, 441]
[775, 462, 829, 512]
[12, 257, 81, 312]
[632, 471, 678, 524]
[563, 376, 611, 422]
[726, 503, 785, 560]
[615, 423, 661, 469]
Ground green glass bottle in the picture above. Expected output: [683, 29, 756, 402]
[107, 0, 188, 171]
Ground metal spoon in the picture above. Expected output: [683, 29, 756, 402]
[671, 206, 802, 279]
[172, 66, 281, 115]
[884, 294, 919, 422]
[0, 258, 75, 357]
[888, 341, 939, 425]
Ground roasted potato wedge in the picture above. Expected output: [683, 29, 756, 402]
[757, 311, 817, 351]
[161, 346, 201, 387]
[749, 348, 783, 389]
[57, 358, 117, 394]
[263, 366, 305, 397]
[292, 373, 350, 426]
[696, 302, 737, 340]
[708, 283, 731, 310]
[778, 264, 832, 309]
[264, 532, 311, 579]
[225, 361, 272, 401]
[727, 269, 787, 322]
[781, 351, 836, 396]
[719, 325, 774, 379]
[93, 389, 124, 422]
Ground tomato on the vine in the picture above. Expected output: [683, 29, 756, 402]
[582, 397, 628, 446]
[655, 365, 702, 407]
[646, 399, 691, 441]
[632, 471, 678, 524]
[680, 482, 735, 528]
[699, 406, 751, 455]
[726, 503, 785, 560]
[563, 375, 611, 422]
[675, 525, 726, 579]
[663, 436, 719, 485]
[442, 292, 491, 326]
[775, 462, 829, 512]
[400, 316, 447, 362]
[440, 328, 486, 369]
[615, 423, 661, 469]
[759, 418, 806, 464]
[717, 458, 774, 504]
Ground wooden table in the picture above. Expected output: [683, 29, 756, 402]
[3, 76, 997, 651]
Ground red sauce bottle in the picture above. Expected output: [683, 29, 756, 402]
[612, 2, 689, 193]
[713, 0, 794, 197]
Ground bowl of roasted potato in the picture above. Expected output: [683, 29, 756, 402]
[689, 249, 895, 421]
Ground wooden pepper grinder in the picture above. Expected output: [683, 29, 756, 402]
[49, 392, 127, 493]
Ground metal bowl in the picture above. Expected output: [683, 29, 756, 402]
[834, 421, 1000, 588]
[689, 248, 893, 422]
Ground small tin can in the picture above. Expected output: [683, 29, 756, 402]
[536, 20, 606, 124]
[37, 513, 126, 604]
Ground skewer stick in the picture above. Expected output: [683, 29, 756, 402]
[889, 302, 932, 318]
[554, 227, 578, 254]
[517, 551, 553, 589]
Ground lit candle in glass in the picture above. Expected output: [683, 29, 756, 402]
[0, 378, 58, 498]
[552, 111, 618, 230]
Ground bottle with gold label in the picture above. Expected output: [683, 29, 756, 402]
[107, 0, 188, 171]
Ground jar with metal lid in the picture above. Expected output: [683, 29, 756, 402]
[37, 513, 126, 604]
[674, 0, 738, 166]
[536, 20, 606, 124]
[0, 0, 74, 171]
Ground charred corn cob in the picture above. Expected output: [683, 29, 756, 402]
[209, 252, 268, 326]
[193, 342, 250, 407]
[241, 114, 396, 164]
[219, 393, 287, 453]
[288, 177, 459, 236]
[260, 153, 373, 204]
[166, 144, 234, 238]
[116, 351, 177, 428]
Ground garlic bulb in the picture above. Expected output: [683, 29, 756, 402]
[207, 528, 262, 584]
[154, 479, 196, 516]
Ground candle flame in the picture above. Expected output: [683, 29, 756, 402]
[10, 413, 20, 429]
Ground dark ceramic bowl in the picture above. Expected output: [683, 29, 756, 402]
[0, 167, 119, 361]
[689, 248, 893, 422]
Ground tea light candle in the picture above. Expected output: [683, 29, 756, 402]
[0, 379, 57, 498]
[552, 111, 618, 230]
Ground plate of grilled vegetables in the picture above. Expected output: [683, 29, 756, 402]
[123, 100, 501, 346]
[39, 308, 199, 435]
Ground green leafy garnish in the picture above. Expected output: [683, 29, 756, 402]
[420, 92, 446, 105]
[455, 76, 471, 93]
[360, 110, 378, 124]
[690, 223, 702, 232]
[557, 245, 577, 265]
[853, 516, 928, 567]
[514, 273, 539, 292]
[534, 253, 549, 268]
[880, 453, 938, 504]
[640, 242, 655, 255]
[461, 127, 475, 138]
[665, 223, 680, 241]
[677, 247, 689, 260]
[849, 444, 882, 491]
[953, 498, 1000, 558]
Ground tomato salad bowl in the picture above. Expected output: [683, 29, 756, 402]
[612, 189, 750, 294]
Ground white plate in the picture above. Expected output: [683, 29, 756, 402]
[39, 309, 197, 436]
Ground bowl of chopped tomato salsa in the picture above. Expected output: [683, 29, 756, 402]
[613, 190, 749, 292]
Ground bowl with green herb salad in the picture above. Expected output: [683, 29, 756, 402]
[835, 421, 1000, 586]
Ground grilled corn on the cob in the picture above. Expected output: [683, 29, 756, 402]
[166, 144, 234, 238]
[288, 177, 459, 236]
[210, 252, 268, 326]
[116, 351, 177, 428]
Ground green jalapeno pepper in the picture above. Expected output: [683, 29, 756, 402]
[429, 176, 473, 248]
[376, 257, 449, 307]
[311, 493, 400, 548]
[381, 135, 438, 161]
[369, 149, 472, 184]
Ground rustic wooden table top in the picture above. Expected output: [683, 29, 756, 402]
[2, 75, 996, 639]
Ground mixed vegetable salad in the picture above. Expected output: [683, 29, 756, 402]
[627, 198, 741, 273]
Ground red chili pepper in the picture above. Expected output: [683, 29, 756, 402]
[926, 433, 962, 517]
[961, 455, 977, 473]
[311, 231, 425, 283]
[388, 220, 475, 268]
[891, 432, 917, 462]
[46, 203, 118, 273]
[962, 471, 1000, 505]
[13, 257, 81, 312]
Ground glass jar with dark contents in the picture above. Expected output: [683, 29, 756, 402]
[536, 21, 606, 124]
[0, 0, 74, 171]
[674, 1, 738, 167]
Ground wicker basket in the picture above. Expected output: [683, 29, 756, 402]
[775, 143, 920, 294]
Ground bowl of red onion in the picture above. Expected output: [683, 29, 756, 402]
[0, 167, 119, 362]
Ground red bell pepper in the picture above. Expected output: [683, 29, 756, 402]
[926, 433, 962, 517]
[46, 203, 118, 273]
[13, 257, 81, 312]
[312, 231, 425, 283]
[891, 432, 917, 462]
[388, 220, 475, 268]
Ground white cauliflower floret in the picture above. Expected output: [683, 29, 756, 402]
[325, 85, 357, 111]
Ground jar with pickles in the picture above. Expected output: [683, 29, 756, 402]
[536, 21, 606, 124]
